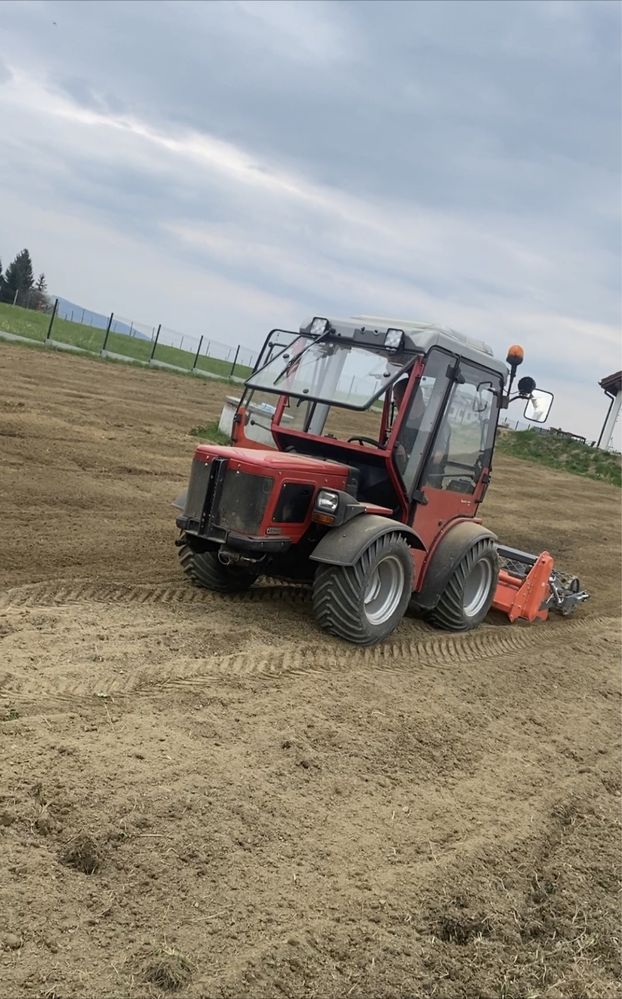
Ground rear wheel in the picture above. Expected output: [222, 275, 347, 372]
[428, 537, 498, 631]
[178, 543, 257, 592]
[312, 534, 412, 645]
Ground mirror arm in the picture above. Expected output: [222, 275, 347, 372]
[501, 368, 518, 409]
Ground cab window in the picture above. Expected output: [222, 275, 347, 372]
[394, 349, 452, 494]
[421, 363, 501, 493]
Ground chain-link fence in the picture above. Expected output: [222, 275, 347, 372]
[0, 292, 259, 380]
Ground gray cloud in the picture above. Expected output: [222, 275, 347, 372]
[0, 57, 12, 86]
[0, 0, 620, 438]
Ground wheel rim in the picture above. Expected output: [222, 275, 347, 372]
[462, 558, 493, 617]
[363, 555, 405, 626]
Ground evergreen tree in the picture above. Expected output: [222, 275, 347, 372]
[2, 249, 35, 304]
[31, 273, 49, 311]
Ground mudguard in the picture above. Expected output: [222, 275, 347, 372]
[413, 521, 497, 611]
[310, 514, 425, 567]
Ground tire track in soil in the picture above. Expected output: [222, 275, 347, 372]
[0, 579, 310, 610]
[0, 612, 613, 710]
[131, 612, 611, 684]
[0, 577, 612, 616]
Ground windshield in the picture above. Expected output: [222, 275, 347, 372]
[245, 335, 414, 410]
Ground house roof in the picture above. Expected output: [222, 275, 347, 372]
[599, 371, 622, 396]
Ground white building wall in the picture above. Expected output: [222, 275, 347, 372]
[599, 391, 622, 452]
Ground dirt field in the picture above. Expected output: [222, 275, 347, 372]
[1, 343, 620, 999]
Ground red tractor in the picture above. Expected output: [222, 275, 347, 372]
[174, 316, 588, 644]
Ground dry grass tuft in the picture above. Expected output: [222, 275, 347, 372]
[140, 945, 193, 992]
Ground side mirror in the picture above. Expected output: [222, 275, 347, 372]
[524, 389, 553, 424]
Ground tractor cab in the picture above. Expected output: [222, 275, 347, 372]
[231, 317, 539, 530]
[174, 315, 583, 647]
[234, 324, 417, 516]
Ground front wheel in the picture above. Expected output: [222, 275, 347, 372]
[178, 544, 257, 592]
[427, 537, 498, 631]
[312, 534, 412, 645]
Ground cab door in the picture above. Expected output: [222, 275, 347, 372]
[412, 360, 502, 547]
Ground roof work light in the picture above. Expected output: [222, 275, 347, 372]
[385, 328, 404, 351]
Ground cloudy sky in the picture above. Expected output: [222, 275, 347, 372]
[1, 0, 620, 438]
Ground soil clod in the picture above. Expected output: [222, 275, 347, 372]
[436, 914, 493, 945]
[59, 833, 101, 874]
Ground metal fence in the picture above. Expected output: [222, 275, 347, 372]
[2, 291, 258, 380]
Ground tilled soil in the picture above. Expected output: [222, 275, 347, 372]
[0, 344, 620, 999]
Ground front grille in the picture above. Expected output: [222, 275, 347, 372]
[184, 458, 212, 522]
[214, 469, 274, 534]
[274, 483, 313, 523]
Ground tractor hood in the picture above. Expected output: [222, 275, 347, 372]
[193, 444, 353, 478]
[176, 443, 359, 536]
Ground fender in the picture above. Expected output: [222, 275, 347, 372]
[310, 514, 425, 567]
[413, 520, 497, 611]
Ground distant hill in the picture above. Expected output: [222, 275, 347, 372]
[54, 297, 149, 340]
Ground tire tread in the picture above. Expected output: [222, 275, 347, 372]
[312, 534, 411, 645]
[428, 538, 498, 631]
[178, 544, 256, 592]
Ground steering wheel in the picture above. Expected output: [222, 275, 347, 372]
[347, 436, 381, 448]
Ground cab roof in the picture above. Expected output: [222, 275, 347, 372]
[301, 315, 508, 380]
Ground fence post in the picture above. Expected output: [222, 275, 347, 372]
[101, 313, 114, 354]
[149, 324, 161, 362]
[191, 335, 204, 371]
[230, 345, 241, 377]
[45, 298, 58, 343]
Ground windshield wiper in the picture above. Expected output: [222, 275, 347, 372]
[273, 331, 333, 386]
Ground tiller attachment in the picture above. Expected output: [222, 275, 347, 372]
[493, 546, 590, 623]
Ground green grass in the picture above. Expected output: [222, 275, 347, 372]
[193, 350, 252, 380]
[497, 427, 621, 487]
[0, 301, 252, 379]
[190, 422, 230, 445]
[0, 327, 229, 386]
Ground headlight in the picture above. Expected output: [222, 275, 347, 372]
[315, 489, 339, 513]
[385, 328, 404, 350]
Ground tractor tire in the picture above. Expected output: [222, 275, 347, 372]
[427, 537, 498, 631]
[312, 534, 412, 646]
[178, 544, 257, 593]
